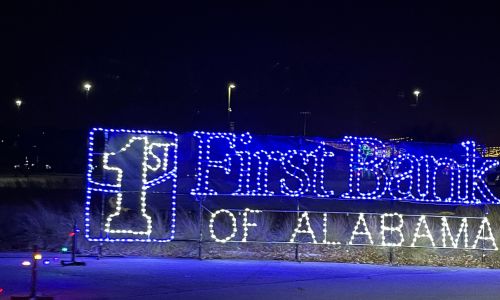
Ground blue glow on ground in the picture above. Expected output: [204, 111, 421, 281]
[3, 253, 500, 299]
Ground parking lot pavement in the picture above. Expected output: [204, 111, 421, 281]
[2, 253, 500, 299]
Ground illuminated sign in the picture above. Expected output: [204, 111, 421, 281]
[84, 128, 500, 245]
[207, 209, 497, 250]
[190, 132, 499, 204]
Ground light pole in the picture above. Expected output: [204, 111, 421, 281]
[15, 98, 23, 110]
[14, 98, 23, 137]
[83, 81, 92, 100]
[413, 89, 421, 106]
[82, 81, 93, 128]
[300, 111, 311, 136]
[228, 83, 236, 131]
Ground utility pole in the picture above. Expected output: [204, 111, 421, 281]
[300, 111, 311, 136]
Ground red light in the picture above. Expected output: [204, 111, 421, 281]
[69, 232, 75, 237]
[0, 287, 4, 294]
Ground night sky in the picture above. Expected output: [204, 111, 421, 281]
[2, 2, 500, 144]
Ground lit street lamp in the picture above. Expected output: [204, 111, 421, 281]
[83, 81, 92, 99]
[413, 89, 421, 106]
[228, 83, 236, 131]
[14, 98, 23, 137]
[15, 98, 23, 110]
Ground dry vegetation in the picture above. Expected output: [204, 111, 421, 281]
[3, 200, 500, 268]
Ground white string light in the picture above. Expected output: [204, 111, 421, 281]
[85, 128, 178, 243]
[191, 132, 337, 198]
[280, 150, 311, 197]
[472, 217, 498, 250]
[343, 137, 388, 200]
[410, 215, 435, 247]
[234, 150, 252, 195]
[85, 129, 500, 245]
[290, 211, 317, 243]
[242, 208, 261, 242]
[349, 213, 374, 245]
[250, 150, 282, 196]
[102, 137, 149, 235]
[103, 138, 176, 236]
[441, 217, 468, 248]
[380, 213, 404, 246]
[339, 137, 500, 204]
[414, 155, 434, 201]
[191, 132, 251, 196]
[388, 155, 416, 200]
[209, 209, 238, 243]
[309, 143, 336, 197]
[431, 158, 458, 202]
[322, 213, 340, 244]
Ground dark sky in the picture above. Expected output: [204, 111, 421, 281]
[2, 2, 500, 143]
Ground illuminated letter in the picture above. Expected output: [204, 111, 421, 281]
[410, 215, 435, 247]
[349, 213, 374, 245]
[472, 161, 500, 204]
[415, 155, 435, 201]
[472, 217, 498, 250]
[281, 150, 311, 197]
[322, 213, 340, 244]
[192, 132, 251, 195]
[234, 151, 252, 195]
[388, 155, 416, 200]
[457, 141, 474, 202]
[290, 212, 317, 243]
[103, 136, 177, 237]
[309, 144, 335, 197]
[342, 137, 387, 199]
[209, 209, 238, 243]
[461, 141, 500, 204]
[441, 217, 468, 248]
[380, 213, 404, 246]
[242, 208, 261, 242]
[431, 158, 458, 202]
[252, 150, 282, 196]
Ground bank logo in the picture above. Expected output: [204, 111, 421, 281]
[84, 128, 178, 242]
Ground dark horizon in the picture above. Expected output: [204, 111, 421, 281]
[2, 2, 500, 144]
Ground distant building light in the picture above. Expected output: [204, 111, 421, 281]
[483, 146, 500, 158]
[389, 137, 414, 142]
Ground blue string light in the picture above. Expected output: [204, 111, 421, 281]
[84, 129, 500, 244]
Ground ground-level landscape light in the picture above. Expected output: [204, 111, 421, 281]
[21, 260, 31, 267]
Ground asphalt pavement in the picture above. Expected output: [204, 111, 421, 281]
[1, 253, 499, 299]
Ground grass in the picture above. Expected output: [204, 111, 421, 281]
[2, 200, 500, 267]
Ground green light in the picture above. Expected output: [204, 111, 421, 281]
[61, 247, 68, 252]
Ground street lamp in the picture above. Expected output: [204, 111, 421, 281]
[14, 98, 23, 137]
[228, 83, 236, 131]
[83, 81, 92, 99]
[15, 98, 23, 110]
[413, 89, 421, 106]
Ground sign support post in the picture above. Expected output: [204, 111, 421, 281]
[197, 195, 205, 260]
